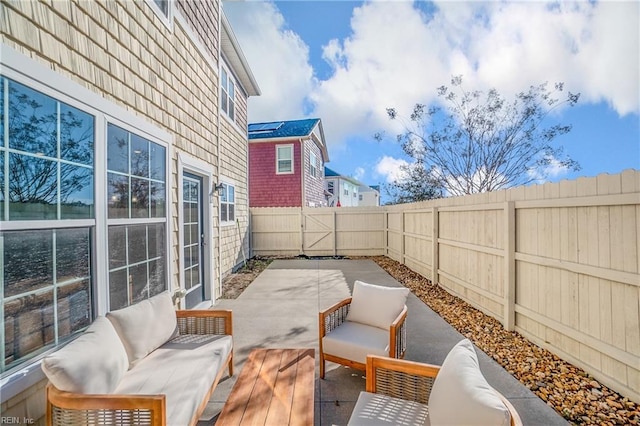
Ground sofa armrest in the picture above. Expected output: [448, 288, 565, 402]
[176, 309, 232, 336]
[365, 355, 440, 404]
[318, 298, 352, 339]
[389, 305, 408, 359]
[46, 384, 166, 426]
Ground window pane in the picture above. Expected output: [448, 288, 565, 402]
[128, 225, 147, 264]
[184, 246, 192, 272]
[229, 98, 235, 121]
[150, 182, 165, 218]
[4, 230, 53, 298]
[150, 143, 165, 181]
[109, 269, 128, 310]
[220, 184, 227, 203]
[130, 134, 149, 178]
[8, 153, 57, 220]
[148, 259, 165, 297]
[107, 124, 128, 174]
[228, 186, 235, 203]
[229, 81, 235, 101]
[221, 69, 228, 89]
[221, 204, 228, 222]
[8, 80, 57, 157]
[278, 160, 292, 173]
[60, 164, 93, 219]
[108, 173, 129, 218]
[4, 291, 54, 370]
[130, 263, 149, 304]
[153, 0, 168, 15]
[221, 91, 228, 113]
[108, 225, 127, 269]
[60, 104, 94, 166]
[190, 224, 199, 246]
[229, 204, 235, 221]
[56, 228, 91, 283]
[131, 177, 149, 218]
[148, 224, 164, 260]
[57, 280, 91, 340]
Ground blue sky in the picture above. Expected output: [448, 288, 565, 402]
[224, 1, 639, 200]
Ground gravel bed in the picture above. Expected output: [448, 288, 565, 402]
[371, 256, 639, 425]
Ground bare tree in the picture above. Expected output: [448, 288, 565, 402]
[383, 161, 443, 205]
[384, 76, 580, 197]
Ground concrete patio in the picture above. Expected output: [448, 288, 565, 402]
[200, 259, 567, 425]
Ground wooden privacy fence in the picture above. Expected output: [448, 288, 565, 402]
[250, 170, 640, 403]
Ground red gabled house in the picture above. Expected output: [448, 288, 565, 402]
[248, 118, 329, 207]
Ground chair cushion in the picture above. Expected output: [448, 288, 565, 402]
[41, 316, 129, 394]
[348, 391, 430, 426]
[116, 334, 233, 426]
[347, 280, 409, 330]
[428, 339, 510, 426]
[322, 321, 390, 364]
[107, 291, 178, 368]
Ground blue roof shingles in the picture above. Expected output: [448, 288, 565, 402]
[248, 118, 320, 140]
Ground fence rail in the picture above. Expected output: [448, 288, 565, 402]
[250, 170, 640, 403]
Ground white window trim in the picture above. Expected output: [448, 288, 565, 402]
[276, 144, 294, 175]
[145, 0, 174, 31]
[177, 153, 215, 306]
[219, 178, 236, 227]
[0, 44, 173, 402]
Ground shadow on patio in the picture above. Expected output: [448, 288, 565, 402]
[200, 259, 566, 425]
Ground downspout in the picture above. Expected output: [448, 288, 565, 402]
[216, 2, 223, 300]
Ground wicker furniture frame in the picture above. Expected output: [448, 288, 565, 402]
[318, 297, 407, 379]
[46, 309, 233, 426]
[363, 355, 523, 426]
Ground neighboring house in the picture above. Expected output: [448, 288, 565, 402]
[325, 167, 380, 207]
[248, 118, 329, 207]
[1, 0, 259, 420]
[359, 184, 381, 206]
[325, 167, 360, 207]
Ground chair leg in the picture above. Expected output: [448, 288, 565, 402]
[320, 354, 325, 379]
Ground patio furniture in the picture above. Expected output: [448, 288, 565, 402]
[42, 292, 233, 426]
[216, 348, 315, 425]
[347, 339, 523, 426]
[319, 280, 409, 379]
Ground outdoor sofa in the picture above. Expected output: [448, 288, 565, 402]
[41, 291, 233, 426]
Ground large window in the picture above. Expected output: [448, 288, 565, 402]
[107, 124, 167, 310]
[277, 145, 293, 174]
[1, 77, 94, 374]
[1, 73, 170, 379]
[220, 182, 235, 223]
[220, 67, 235, 122]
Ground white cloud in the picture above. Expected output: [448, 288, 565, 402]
[527, 155, 571, 184]
[224, 0, 639, 147]
[353, 167, 365, 181]
[223, 2, 316, 122]
[375, 156, 408, 183]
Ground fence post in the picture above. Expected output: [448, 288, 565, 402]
[504, 201, 516, 331]
[431, 207, 439, 285]
[299, 208, 304, 255]
[383, 211, 388, 256]
[401, 211, 406, 264]
[333, 210, 337, 256]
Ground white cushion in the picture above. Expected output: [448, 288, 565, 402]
[348, 391, 430, 426]
[322, 321, 390, 364]
[107, 291, 178, 368]
[347, 280, 409, 330]
[115, 334, 233, 426]
[41, 316, 129, 394]
[428, 339, 510, 426]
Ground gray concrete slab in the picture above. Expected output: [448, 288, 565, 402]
[200, 259, 566, 426]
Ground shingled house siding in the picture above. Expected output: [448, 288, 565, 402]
[303, 139, 326, 207]
[249, 141, 303, 207]
[175, 0, 220, 65]
[0, 0, 243, 421]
